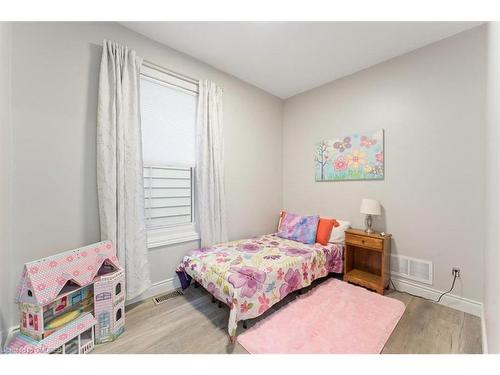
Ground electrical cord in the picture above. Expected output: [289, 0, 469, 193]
[389, 273, 458, 304]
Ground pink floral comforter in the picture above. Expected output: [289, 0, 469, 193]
[176, 234, 343, 337]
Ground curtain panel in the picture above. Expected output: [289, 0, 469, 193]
[196, 81, 228, 247]
[97, 40, 151, 300]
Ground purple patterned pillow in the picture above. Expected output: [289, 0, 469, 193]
[277, 212, 320, 244]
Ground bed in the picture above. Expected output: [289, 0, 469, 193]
[176, 233, 344, 338]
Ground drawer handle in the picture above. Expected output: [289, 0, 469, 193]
[361, 239, 365, 244]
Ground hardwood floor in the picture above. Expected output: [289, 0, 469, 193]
[94, 277, 482, 354]
[382, 291, 482, 354]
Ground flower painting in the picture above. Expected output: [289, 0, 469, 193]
[315, 129, 384, 181]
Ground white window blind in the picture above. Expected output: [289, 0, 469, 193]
[140, 65, 199, 237]
[140, 76, 197, 167]
[143, 165, 193, 229]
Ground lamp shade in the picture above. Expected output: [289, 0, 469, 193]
[360, 198, 381, 216]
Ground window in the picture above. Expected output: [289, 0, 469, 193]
[140, 63, 200, 248]
[99, 312, 110, 337]
[115, 283, 121, 296]
[96, 292, 111, 301]
[116, 308, 122, 322]
[143, 166, 193, 227]
[71, 293, 82, 305]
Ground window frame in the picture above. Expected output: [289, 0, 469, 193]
[139, 64, 200, 249]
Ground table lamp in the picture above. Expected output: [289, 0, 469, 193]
[360, 198, 381, 234]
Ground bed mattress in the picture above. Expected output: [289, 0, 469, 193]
[176, 234, 343, 337]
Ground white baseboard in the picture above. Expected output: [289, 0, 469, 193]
[126, 277, 181, 306]
[481, 304, 488, 354]
[390, 276, 482, 317]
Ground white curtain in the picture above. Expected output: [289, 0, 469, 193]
[196, 81, 228, 247]
[97, 40, 151, 300]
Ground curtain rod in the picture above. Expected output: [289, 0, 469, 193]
[142, 59, 200, 86]
[95, 41, 200, 86]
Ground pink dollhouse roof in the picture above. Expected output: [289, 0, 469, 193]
[16, 240, 122, 305]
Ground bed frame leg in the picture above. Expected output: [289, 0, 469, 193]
[243, 320, 248, 329]
[212, 295, 216, 303]
[194, 281, 199, 288]
[218, 301, 223, 308]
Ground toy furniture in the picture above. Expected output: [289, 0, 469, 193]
[4, 240, 125, 354]
[343, 229, 392, 294]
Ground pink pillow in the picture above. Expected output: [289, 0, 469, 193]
[277, 212, 320, 244]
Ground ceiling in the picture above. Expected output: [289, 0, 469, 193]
[122, 22, 483, 99]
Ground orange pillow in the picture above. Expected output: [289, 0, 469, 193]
[316, 218, 340, 245]
[277, 210, 286, 231]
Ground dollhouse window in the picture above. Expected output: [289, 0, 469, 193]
[99, 312, 110, 337]
[116, 308, 122, 321]
[96, 292, 111, 301]
[72, 293, 82, 304]
[27, 289, 33, 297]
[115, 283, 121, 295]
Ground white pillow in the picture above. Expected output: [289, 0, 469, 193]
[329, 220, 351, 243]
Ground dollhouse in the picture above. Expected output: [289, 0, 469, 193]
[4, 240, 125, 354]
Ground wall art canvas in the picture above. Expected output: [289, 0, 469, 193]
[315, 129, 384, 181]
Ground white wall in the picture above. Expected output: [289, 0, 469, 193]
[282, 26, 486, 303]
[6, 22, 283, 328]
[2, 22, 491, 339]
[0, 22, 13, 345]
[484, 22, 500, 354]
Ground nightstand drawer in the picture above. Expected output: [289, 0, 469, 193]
[345, 234, 383, 250]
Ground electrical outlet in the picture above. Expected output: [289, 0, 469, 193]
[452, 267, 461, 277]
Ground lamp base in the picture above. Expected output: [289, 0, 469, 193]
[364, 215, 374, 233]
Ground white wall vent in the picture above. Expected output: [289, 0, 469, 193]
[391, 254, 433, 285]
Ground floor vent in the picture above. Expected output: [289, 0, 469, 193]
[391, 254, 433, 285]
[152, 290, 184, 305]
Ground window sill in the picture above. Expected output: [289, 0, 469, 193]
[147, 226, 200, 249]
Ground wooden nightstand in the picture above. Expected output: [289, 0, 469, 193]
[343, 228, 392, 295]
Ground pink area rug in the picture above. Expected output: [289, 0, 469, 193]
[237, 278, 405, 354]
